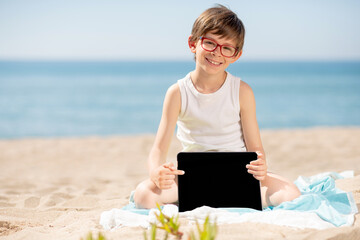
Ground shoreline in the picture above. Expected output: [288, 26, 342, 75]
[1, 125, 359, 140]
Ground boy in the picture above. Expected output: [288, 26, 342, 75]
[134, 5, 300, 209]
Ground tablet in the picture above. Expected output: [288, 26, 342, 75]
[177, 152, 262, 212]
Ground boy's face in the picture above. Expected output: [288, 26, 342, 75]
[189, 32, 242, 75]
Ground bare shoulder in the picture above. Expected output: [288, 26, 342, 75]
[239, 80, 255, 100]
[167, 83, 180, 96]
[163, 83, 181, 113]
[165, 83, 181, 104]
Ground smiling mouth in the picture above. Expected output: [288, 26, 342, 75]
[206, 58, 222, 66]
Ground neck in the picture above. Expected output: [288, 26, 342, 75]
[190, 69, 227, 94]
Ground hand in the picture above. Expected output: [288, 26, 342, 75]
[246, 151, 267, 181]
[150, 162, 185, 189]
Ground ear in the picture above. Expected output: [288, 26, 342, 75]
[230, 50, 243, 63]
[188, 36, 197, 53]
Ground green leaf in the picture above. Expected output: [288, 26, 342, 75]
[151, 224, 157, 240]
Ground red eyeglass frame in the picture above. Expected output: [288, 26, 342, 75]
[199, 37, 239, 58]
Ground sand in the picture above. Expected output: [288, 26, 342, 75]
[0, 127, 359, 240]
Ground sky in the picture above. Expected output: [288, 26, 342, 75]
[0, 0, 360, 61]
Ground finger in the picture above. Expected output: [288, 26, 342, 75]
[162, 172, 175, 180]
[249, 159, 265, 165]
[163, 162, 176, 171]
[160, 181, 175, 189]
[160, 175, 176, 182]
[164, 167, 185, 175]
[163, 180, 174, 186]
[161, 165, 179, 175]
[163, 162, 173, 168]
[253, 175, 265, 181]
[171, 169, 185, 175]
[160, 185, 172, 190]
[159, 181, 172, 187]
[247, 169, 267, 176]
[247, 167, 267, 174]
[249, 171, 266, 181]
[246, 164, 266, 171]
[159, 168, 172, 176]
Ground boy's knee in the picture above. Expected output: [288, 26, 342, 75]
[285, 183, 301, 201]
[133, 181, 147, 205]
[276, 182, 301, 205]
[261, 175, 301, 207]
[133, 180, 158, 209]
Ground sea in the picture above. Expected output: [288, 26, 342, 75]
[0, 61, 359, 139]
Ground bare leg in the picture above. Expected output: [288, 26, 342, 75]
[134, 173, 300, 209]
[260, 172, 301, 208]
[133, 179, 178, 209]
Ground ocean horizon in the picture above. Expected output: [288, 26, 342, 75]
[0, 60, 359, 139]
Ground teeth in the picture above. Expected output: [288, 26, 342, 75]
[207, 58, 221, 65]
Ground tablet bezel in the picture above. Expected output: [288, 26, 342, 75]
[177, 152, 262, 212]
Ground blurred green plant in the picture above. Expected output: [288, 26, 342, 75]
[143, 223, 157, 240]
[81, 204, 218, 240]
[80, 232, 107, 240]
[189, 216, 217, 240]
[143, 203, 183, 240]
[143, 203, 218, 240]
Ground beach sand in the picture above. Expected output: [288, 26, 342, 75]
[0, 127, 359, 239]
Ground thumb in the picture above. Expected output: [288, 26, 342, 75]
[256, 151, 263, 157]
[164, 162, 176, 170]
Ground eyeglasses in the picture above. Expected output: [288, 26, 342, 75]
[199, 37, 238, 58]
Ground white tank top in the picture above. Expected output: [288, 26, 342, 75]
[176, 72, 247, 152]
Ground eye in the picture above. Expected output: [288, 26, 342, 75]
[204, 40, 215, 45]
[222, 46, 236, 55]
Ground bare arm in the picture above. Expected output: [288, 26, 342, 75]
[148, 83, 184, 189]
[239, 81, 267, 181]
